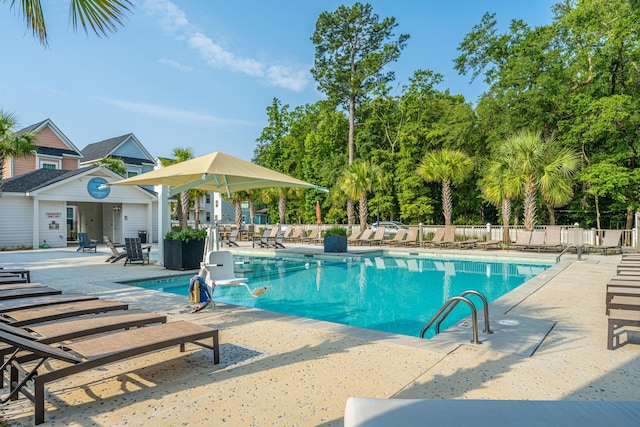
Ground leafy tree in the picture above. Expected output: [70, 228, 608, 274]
[498, 130, 579, 231]
[338, 160, 382, 230]
[311, 2, 409, 165]
[6, 0, 133, 47]
[418, 149, 473, 226]
[160, 147, 194, 231]
[92, 156, 126, 176]
[0, 111, 36, 195]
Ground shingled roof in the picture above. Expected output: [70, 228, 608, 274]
[81, 135, 129, 162]
[0, 167, 96, 193]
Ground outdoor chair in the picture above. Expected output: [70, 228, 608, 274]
[124, 237, 151, 266]
[523, 230, 547, 252]
[286, 228, 304, 242]
[508, 231, 533, 250]
[0, 321, 219, 424]
[0, 286, 61, 301]
[0, 275, 27, 285]
[0, 294, 98, 314]
[104, 236, 126, 263]
[301, 228, 321, 244]
[347, 230, 362, 245]
[382, 229, 407, 246]
[355, 228, 373, 245]
[273, 230, 287, 249]
[0, 299, 129, 327]
[538, 227, 563, 252]
[585, 229, 623, 255]
[252, 229, 272, 248]
[422, 228, 446, 248]
[366, 228, 386, 246]
[76, 232, 97, 252]
[0, 269, 30, 283]
[401, 227, 419, 247]
[224, 229, 240, 247]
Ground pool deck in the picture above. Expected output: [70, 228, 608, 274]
[1, 242, 639, 426]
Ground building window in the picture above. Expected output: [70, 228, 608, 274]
[215, 200, 219, 207]
[206, 194, 211, 203]
[127, 171, 138, 178]
[206, 212, 211, 222]
[41, 162, 57, 169]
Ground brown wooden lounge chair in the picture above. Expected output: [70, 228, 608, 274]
[608, 309, 640, 350]
[507, 230, 533, 250]
[0, 310, 165, 387]
[1, 299, 129, 327]
[0, 269, 31, 283]
[0, 286, 61, 301]
[0, 276, 27, 285]
[1, 321, 219, 424]
[0, 294, 98, 314]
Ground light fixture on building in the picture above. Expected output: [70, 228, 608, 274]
[112, 204, 121, 212]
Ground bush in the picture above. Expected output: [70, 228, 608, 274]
[164, 229, 207, 241]
[323, 227, 347, 237]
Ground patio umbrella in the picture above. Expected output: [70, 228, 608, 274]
[316, 200, 322, 225]
[110, 151, 326, 259]
[110, 151, 324, 197]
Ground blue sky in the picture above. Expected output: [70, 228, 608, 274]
[1, 1, 556, 161]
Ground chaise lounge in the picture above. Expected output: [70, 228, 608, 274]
[1, 321, 219, 424]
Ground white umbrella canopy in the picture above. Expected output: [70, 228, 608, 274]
[111, 151, 325, 197]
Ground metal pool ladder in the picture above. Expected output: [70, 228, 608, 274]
[420, 290, 492, 344]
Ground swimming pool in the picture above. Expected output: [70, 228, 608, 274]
[124, 254, 551, 339]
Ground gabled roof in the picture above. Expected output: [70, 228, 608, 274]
[0, 166, 156, 196]
[1, 167, 95, 193]
[36, 146, 83, 158]
[16, 119, 83, 157]
[81, 134, 155, 165]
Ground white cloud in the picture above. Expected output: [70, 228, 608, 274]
[142, 0, 309, 92]
[97, 97, 256, 126]
[158, 58, 193, 72]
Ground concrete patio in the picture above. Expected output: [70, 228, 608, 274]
[0, 243, 638, 426]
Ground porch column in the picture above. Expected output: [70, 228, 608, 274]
[157, 184, 169, 266]
[32, 197, 39, 249]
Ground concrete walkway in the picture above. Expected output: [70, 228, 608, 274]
[0, 243, 638, 426]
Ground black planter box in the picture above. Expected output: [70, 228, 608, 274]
[163, 239, 205, 270]
[324, 235, 347, 253]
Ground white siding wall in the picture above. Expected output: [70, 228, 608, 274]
[0, 196, 33, 248]
[38, 200, 67, 248]
[122, 204, 149, 241]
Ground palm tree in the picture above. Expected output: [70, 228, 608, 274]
[417, 149, 473, 226]
[191, 189, 206, 230]
[480, 159, 521, 243]
[160, 147, 194, 231]
[0, 111, 36, 193]
[499, 130, 579, 231]
[92, 156, 126, 176]
[338, 161, 382, 231]
[8, 0, 133, 47]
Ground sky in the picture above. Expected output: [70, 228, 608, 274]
[1, 0, 557, 162]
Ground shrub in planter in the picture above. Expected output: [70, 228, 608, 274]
[323, 227, 347, 253]
[163, 229, 207, 270]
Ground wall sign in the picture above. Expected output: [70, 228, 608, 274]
[87, 177, 110, 199]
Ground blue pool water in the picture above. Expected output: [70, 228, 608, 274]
[124, 255, 550, 339]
